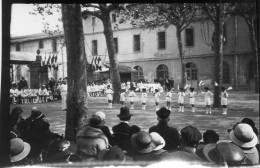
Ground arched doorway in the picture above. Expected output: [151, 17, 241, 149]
[156, 64, 168, 85]
[133, 65, 144, 82]
[223, 61, 230, 84]
[186, 62, 198, 87]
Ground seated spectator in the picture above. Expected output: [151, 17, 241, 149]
[112, 107, 141, 153]
[98, 146, 133, 163]
[43, 138, 81, 163]
[160, 126, 202, 163]
[10, 138, 34, 166]
[149, 107, 180, 150]
[76, 115, 109, 161]
[241, 118, 259, 136]
[130, 131, 166, 161]
[10, 107, 25, 137]
[93, 111, 115, 145]
[229, 123, 259, 165]
[203, 142, 245, 166]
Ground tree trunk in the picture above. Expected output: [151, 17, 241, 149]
[247, 19, 259, 93]
[61, 4, 88, 141]
[101, 12, 121, 103]
[176, 27, 186, 87]
[213, 4, 224, 108]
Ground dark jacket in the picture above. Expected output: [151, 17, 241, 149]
[130, 149, 166, 162]
[149, 122, 180, 150]
[97, 125, 115, 146]
[43, 150, 81, 163]
[76, 126, 109, 161]
[112, 122, 140, 152]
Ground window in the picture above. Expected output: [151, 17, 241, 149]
[186, 63, 197, 80]
[16, 43, 20, 51]
[133, 35, 140, 51]
[248, 61, 254, 80]
[92, 40, 98, 55]
[156, 64, 169, 79]
[39, 40, 44, 49]
[185, 28, 194, 47]
[223, 61, 229, 83]
[158, 32, 166, 50]
[114, 38, 118, 53]
[112, 13, 117, 23]
[52, 39, 57, 52]
[92, 16, 96, 26]
[133, 66, 144, 82]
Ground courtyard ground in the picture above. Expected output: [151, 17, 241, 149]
[11, 90, 259, 142]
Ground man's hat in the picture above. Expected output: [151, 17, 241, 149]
[156, 107, 170, 119]
[203, 142, 245, 166]
[10, 138, 31, 163]
[117, 107, 133, 118]
[89, 115, 103, 127]
[229, 123, 258, 148]
[203, 130, 219, 144]
[181, 126, 202, 146]
[131, 131, 156, 153]
[30, 107, 45, 120]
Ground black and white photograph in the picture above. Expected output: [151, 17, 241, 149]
[1, 2, 259, 167]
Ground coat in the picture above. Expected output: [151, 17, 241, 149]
[149, 122, 180, 150]
[130, 149, 166, 162]
[76, 126, 109, 161]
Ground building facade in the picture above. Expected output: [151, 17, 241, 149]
[10, 11, 255, 90]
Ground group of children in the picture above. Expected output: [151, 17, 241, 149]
[105, 83, 230, 115]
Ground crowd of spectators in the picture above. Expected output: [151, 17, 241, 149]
[9, 106, 259, 166]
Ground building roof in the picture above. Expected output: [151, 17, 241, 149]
[11, 32, 64, 43]
[10, 51, 36, 64]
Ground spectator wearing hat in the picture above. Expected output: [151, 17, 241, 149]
[229, 123, 259, 164]
[149, 107, 180, 150]
[203, 142, 245, 166]
[160, 126, 202, 163]
[93, 111, 115, 146]
[43, 138, 81, 163]
[10, 107, 25, 137]
[76, 115, 109, 161]
[98, 146, 133, 163]
[112, 107, 141, 153]
[10, 138, 34, 166]
[130, 131, 165, 161]
[241, 118, 259, 136]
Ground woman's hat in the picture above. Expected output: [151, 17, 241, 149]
[10, 138, 31, 163]
[229, 123, 258, 148]
[203, 142, 245, 165]
[131, 131, 156, 153]
[30, 109, 45, 120]
[89, 115, 103, 127]
[117, 107, 133, 118]
[150, 132, 165, 151]
[93, 111, 106, 126]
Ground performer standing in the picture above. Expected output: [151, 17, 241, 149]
[154, 89, 160, 111]
[120, 89, 126, 107]
[128, 88, 136, 110]
[141, 88, 148, 110]
[187, 87, 198, 113]
[60, 80, 68, 110]
[105, 85, 114, 109]
[165, 88, 172, 111]
[201, 87, 213, 115]
[220, 87, 228, 115]
[177, 88, 186, 113]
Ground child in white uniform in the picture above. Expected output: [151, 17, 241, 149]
[120, 89, 126, 107]
[105, 85, 114, 109]
[141, 88, 148, 110]
[154, 89, 160, 111]
[201, 87, 214, 114]
[165, 88, 172, 111]
[128, 88, 136, 110]
[177, 88, 186, 112]
[220, 87, 228, 115]
[187, 87, 197, 113]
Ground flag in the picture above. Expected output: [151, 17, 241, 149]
[97, 57, 102, 70]
[55, 62, 59, 71]
[177, 84, 179, 90]
[184, 84, 189, 90]
[199, 80, 204, 87]
[214, 81, 218, 86]
[51, 55, 55, 67]
[90, 56, 95, 71]
[227, 86, 232, 90]
[47, 55, 51, 70]
[54, 54, 58, 63]
[44, 54, 47, 65]
[94, 56, 98, 70]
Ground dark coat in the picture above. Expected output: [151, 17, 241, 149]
[43, 150, 81, 163]
[130, 149, 166, 162]
[112, 122, 140, 152]
[97, 125, 115, 146]
[149, 122, 180, 150]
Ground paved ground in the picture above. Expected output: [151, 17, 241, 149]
[11, 90, 259, 141]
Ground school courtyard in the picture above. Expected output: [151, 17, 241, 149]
[10, 90, 259, 141]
